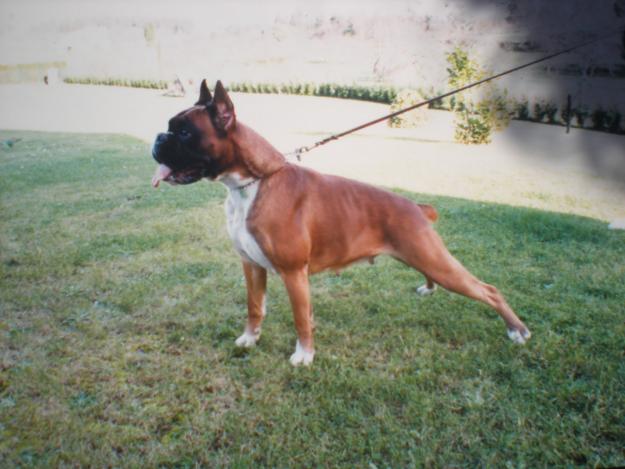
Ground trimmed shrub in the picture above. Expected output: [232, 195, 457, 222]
[533, 101, 548, 122]
[545, 102, 558, 124]
[515, 99, 530, 120]
[573, 107, 589, 128]
[605, 110, 622, 133]
[591, 108, 608, 130]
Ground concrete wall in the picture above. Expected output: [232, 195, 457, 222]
[1, 0, 624, 110]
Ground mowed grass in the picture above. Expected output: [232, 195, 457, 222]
[1, 130, 624, 468]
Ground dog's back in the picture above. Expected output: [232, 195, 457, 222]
[418, 204, 438, 223]
[249, 164, 437, 274]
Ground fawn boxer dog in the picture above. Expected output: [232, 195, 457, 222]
[151, 80, 531, 366]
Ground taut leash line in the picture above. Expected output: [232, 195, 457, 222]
[285, 27, 624, 160]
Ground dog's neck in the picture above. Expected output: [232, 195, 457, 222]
[231, 123, 287, 180]
[218, 172, 260, 193]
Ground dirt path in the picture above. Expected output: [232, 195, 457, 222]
[1, 83, 624, 221]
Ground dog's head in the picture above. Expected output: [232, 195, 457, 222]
[151, 80, 238, 187]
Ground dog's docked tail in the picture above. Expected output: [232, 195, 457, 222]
[418, 204, 438, 223]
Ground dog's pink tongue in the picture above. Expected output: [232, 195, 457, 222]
[152, 164, 172, 188]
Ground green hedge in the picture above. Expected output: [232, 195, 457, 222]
[513, 98, 623, 133]
[62, 77, 623, 134]
[63, 76, 168, 90]
[227, 81, 398, 104]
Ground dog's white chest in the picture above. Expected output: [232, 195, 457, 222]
[223, 178, 274, 271]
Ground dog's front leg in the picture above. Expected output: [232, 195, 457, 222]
[281, 268, 315, 366]
[235, 261, 267, 348]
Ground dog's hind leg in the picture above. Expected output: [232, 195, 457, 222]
[235, 261, 267, 348]
[417, 276, 437, 296]
[395, 227, 531, 343]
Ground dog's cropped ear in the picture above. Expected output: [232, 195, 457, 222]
[212, 80, 236, 132]
[196, 79, 212, 105]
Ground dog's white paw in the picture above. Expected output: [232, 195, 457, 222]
[235, 330, 260, 348]
[417, 284, 437, 296]
[289, 341, 315, 367]
[507, 328, 531, 344]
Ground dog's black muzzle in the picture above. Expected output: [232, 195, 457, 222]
[152, 132, 173, 164]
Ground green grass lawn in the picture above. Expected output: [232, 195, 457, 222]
[1, 130, 624, 468]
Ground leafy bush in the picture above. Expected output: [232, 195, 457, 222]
[446, 47, 511, 144]
[532, 101, 548, 122]
[573, 107, 589, 128]
[418, 87, 452, 110]
[388, 89, 429, 128]
[533, 100, 558, 124]
[589, 108, 624, 133]
[514, 99, 530, 120]
[487, 93, 513, 131]
[532, 100, 564, 124]
[544, 102, 559, 124]
[605, 110, 622, 133]
[591, 108, 608, 130]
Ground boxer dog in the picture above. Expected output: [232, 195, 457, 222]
[151, 80, 531, 366]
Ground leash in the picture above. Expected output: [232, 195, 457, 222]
[284, 27, 624, 160]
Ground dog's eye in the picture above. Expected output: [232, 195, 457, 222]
[178, 129, 192, 140]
